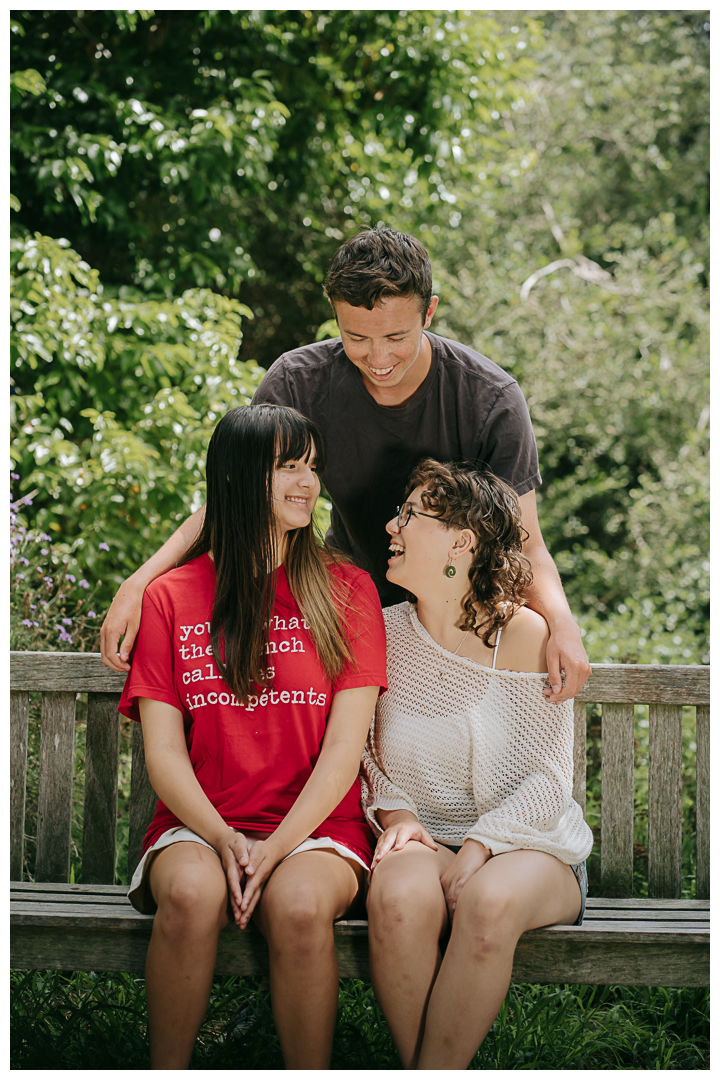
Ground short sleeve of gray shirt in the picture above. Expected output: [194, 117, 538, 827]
[253, 331, 541, 605]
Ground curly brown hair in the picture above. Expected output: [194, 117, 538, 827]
[405, 459, 533, 647]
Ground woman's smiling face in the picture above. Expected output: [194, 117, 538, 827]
[272, 442, 321, 538]
[385, 485, 459, 590]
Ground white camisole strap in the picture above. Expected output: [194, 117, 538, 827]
[492, 602, 513, 669]
[491, 628, 502, 670]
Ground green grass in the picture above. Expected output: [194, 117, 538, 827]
[10, 970, 709, 1070]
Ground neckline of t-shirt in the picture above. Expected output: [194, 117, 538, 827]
[405, 603, 548, 680]
[197, 552, 288, 584]
[346, 331, 441, 415]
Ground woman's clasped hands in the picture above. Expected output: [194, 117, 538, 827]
[218, 829, 283, 929]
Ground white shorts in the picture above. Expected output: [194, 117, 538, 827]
[128, 825, 369, 914]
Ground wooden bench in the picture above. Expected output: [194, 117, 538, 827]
[11, 652, 709, 987]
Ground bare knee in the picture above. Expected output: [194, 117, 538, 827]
[452, 881, 517, 956]
[368, 860, 444, 940]
[154, 866, 227, 937]
[262, 880, 333, 954]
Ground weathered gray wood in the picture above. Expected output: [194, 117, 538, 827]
[600, 703, 635, 897]
[10, 691, 30, 881]
[128, 723, 158, 881]
[11, 881, 129, 896]
[648, 704, 683, 899]
[695, 704, 709, 900]
[585, 897, 708, 911]
[10, 921, 708, 987]
[35, 692, 77, 883]
[11, 651, 127, 693]
[510, 938, 708, 987]
[82, 694, 122, 885]
[572, 701, 587, 814]
[576, 663, 708, 705]
[11, 653, 709, 704]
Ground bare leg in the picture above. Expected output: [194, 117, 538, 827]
[366, 842, 455, 1068]
[252, 849, 364, 1069]
[144, 842, 230, 1069]
[418, 850, 582, 1069]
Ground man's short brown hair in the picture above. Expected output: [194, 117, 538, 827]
[324, 227, 433, 318]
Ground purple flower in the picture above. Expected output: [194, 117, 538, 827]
[22, 619, 32, 626]
[79, 579, 90, 589]
[99, 542, 110, 551]
[41, 548, 49, 555]
[16, 573, 25, 580]
[66, 574, 76, 583]
[11, 473, 19, 480]
[61, 617, 73, 626]
[40, 533, 51, 541]
[44, 577, 53, 586]
[19, 557, 29, 566]
[88, 610, 97, 618]
[58, 629, 73, 642]
[30, 604, 37, 611]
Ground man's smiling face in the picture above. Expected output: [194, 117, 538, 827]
[333, 294, 439, 393]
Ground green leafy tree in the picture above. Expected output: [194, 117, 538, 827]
[429, 10, 708, 660]
[11, 9, 532, 363]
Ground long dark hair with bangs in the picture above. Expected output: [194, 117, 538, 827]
[183, 404, 355, 705]
[405, 459, 533, 648]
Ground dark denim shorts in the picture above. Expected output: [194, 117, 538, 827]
[441, 846, 587, 926]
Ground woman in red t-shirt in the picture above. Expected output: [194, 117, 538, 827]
[119, 404, 386, 1069]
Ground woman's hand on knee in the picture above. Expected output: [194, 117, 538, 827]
[440, 839, 491, 919]
[371, 815, 437, 870]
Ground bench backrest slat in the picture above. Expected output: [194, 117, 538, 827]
[128, 723, 159, 881]
[575, 664, 708, 705]
[600, 703, 635, 897]
[572, 701, 587, 815]
[82, 694, 121, 885]
[36, 692, 77, 883]
[695, 705, 710, 900]
[647, 704, 684, 899]
[10, 691, 30, 882]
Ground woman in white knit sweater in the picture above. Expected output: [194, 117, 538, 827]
[362, 459, 593, 1070]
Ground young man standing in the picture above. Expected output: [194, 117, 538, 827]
[101, 229, 589, 701]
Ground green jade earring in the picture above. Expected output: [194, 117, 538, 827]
[443, 559, 457, 578]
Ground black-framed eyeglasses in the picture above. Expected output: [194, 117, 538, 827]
[396, 502, 454, 529]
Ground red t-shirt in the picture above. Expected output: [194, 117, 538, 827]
[119, 554, 387, 864]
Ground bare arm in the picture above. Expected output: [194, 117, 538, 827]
[138, 696, 251, 923]
[100, 506, 205, 672]
[517, 490, 590, 702]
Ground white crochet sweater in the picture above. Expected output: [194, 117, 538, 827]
[361, 603, 593, 864]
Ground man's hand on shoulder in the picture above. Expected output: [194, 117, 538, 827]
[100, 577, 146, 671]
[543, 619, 591, 703]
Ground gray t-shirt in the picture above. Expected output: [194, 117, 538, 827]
[253, 331, 541, 606]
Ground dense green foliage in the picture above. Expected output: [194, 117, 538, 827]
[10, 7, 708, 664]
[11, 9, 530, 359]
[10, 968, 710, 1070]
